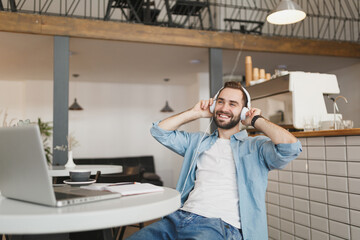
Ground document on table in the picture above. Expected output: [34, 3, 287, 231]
[82, 183, 164, 196]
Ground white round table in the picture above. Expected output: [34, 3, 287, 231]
[0, 187, 180, 235]
[48, 165, 123, 177]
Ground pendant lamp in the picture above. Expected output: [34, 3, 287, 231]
[161, 101, 174, 113]
[267, 0, 306, 25]
[69, 73, 84, 111]
[160, 78, 174, 113]
[69, 98, 83, 111]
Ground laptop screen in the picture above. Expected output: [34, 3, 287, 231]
[0, 125, 57, 206]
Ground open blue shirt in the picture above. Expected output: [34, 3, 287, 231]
[151, 121, 302, 240]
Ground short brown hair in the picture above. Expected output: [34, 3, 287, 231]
[219, 81, 248, 106]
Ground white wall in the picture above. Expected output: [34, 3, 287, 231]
[0, 80, 25, 125]
[329, 62, 360, 128]
[0, 78, 209, 188]
[69, 81, 199, 188]
[183, 73, 211, 132]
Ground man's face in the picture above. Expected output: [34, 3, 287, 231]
[213, 88, 244, 130]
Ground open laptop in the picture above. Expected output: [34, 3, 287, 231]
[0, 125, 121, 207]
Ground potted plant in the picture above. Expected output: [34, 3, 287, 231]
[36, 118, 53, 164]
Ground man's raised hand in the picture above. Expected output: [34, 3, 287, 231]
[192, 98, 214, 118]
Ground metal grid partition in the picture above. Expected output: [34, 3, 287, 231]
[217, 0, 360, 42]
[1, 0, 359, 42]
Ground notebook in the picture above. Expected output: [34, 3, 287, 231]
[0, 125, 121, 207]
[82, 182, 164, 196]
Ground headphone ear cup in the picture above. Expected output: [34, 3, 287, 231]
[240, 107, 249, 121]
[209, 101, 216, 113]
[210, 89, 221, 114]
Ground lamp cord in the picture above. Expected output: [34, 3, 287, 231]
[229, 35, 246, 81]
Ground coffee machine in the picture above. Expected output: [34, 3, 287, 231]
[246, 71, 341, 130]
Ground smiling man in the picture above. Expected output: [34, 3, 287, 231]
[127, 81, 302, 240]
[214, 91, 242, 130]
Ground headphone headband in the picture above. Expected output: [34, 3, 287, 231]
[242, 86, 251, 109]
[213, 85, 251, 108]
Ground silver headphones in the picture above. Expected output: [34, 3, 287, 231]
[209, 86, 251, 121]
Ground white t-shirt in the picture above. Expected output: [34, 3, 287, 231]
[181, 138, 241, 229]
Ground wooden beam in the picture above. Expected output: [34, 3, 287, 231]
[0, 11, 359, 58]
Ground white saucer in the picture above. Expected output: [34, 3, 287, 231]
[63, 179, 96, 186]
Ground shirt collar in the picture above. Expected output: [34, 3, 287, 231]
[233, 130, 249, 141]
[211, 129, 248, 141]
[210, 129, 219, 137]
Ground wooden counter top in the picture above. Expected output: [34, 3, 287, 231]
[292, 128, 360, 137]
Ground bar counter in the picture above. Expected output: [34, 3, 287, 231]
[292, 128, 360, 137]
[266, 128, 360, 239]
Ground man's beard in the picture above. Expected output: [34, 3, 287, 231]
[213, 111, 241, 130]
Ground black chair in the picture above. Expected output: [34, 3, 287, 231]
[105, 0, 161, 25]
[96, 166, 141, 183]
[223, 18, 264, 35]
[104, 0, 143, 21]
[74, 156, 163, 186]
[129, 1, 161, 25]
[165, 0, 213, 30]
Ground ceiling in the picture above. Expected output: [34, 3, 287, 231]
[0, 31, 359, 85]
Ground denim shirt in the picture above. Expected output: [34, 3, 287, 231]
[150, 121, 302, 240]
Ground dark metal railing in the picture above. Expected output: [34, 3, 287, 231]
[1, 0, 359, 42]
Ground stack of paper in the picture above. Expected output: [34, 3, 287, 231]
[82, 183, 164, 196]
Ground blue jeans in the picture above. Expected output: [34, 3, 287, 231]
[126, 210, 243, 240]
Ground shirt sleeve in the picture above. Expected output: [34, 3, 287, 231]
[258, 137, 303, 170]
[150, 121, 192, 157]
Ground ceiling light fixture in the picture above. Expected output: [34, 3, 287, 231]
[267, 0, 306, 25]
[189, 59, 201, 64]
[160, 78, 174, 113]
[160, 101, 174, 113]
[69, 74, 84, 111]
[69, 98, 83, 111]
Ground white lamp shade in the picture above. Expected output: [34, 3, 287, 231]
[267, 0, 306, 25]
